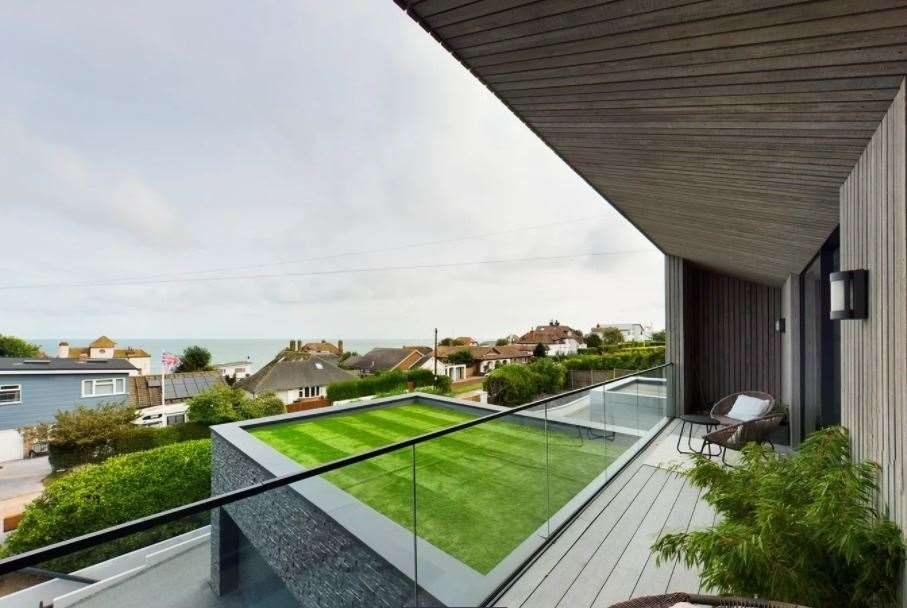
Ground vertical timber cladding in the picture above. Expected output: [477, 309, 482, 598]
[840, 81, 907, 530]
[667, 257, 782, 415]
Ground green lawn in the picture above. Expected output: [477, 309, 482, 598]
[250, 402, 631, 574]
[451, 378, 484, 395]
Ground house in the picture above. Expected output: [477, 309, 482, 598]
[451, 337, 477, 346]
[56, 336, 152, 375]
[591, 323, 652, 343]
[214, 361, 253, 381]
[238, 350, 357, 406]
[423, 345, 533, 379]
[516, 322, 584, 356]
[128, 371, 225, 427]
[0, 357, 138, 462]
[343, 346, 432, 375]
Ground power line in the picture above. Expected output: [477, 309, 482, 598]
[65, 214, 611, 289]
[0, 249, 655, 291]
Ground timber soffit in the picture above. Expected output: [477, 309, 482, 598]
[394, 0, 907, 285]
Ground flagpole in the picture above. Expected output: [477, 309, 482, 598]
[161, 351, 166, 427]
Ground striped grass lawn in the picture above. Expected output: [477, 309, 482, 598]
[249, 402, 632, 573]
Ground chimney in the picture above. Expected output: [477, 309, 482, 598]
[289, 339, 296, 351]
[297, 338, 302, 352]
[57, 341, 70, 358]
[338, 339, 343, 354]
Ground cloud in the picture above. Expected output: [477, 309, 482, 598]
[0, 116, 180, 244]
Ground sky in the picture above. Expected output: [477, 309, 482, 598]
[0, 1, 664, 341]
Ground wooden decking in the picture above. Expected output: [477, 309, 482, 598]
[495, 421, 715, 608]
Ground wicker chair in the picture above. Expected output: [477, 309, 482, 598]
[703, 412, 786, 465]
[608, 592, 809, 608]
[709, 391, 775, 426]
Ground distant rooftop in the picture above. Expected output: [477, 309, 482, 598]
[0, 357, 138, 373]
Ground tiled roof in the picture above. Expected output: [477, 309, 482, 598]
[344, 348, 426, 373]
[65, 346, 150, 359]
[89, 336, 116, 348]
[517, 324, 583, 345]
[301, 341, 342, 355]
[238, 353, 356, 393]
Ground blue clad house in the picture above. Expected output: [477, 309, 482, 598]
[0, 357, 138, 432]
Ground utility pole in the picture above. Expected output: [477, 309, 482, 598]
[433, 328, 438, 376]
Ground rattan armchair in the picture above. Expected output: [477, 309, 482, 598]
[709, 391, 775, 426]
[608, 592, 809, 608]
[703, 412, 786, 465]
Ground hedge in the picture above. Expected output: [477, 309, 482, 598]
[6, 440, 211, 570]
[561, 346, 666, 371]
[482, 359, 567, 406]
[327, 369, 445, 401]
[49, 423, 210, 472]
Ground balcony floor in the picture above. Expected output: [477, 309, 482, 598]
[495, 420, 716, 608]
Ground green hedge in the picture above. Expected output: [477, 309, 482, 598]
[327, 369, 446, 401]
[482, 359, 568, 406]
[561, 346, 666, 371]
[6, 440, 211, 570]
[49, 423, 210, 472]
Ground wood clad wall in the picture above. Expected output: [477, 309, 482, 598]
[667, 257, 783, 414]
[685, 265, 783, 411]
[665, 256, 687, 416]
[840, 81, 907, 528]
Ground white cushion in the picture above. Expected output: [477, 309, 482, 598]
[726, 394, 771, 421]
[670, 603, 707, 608]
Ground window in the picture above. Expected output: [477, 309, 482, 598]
[0, 385, 22, 405]
[167, 414, 185, 425]
[82, 377, 126, 398]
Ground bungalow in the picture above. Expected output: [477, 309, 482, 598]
[214, 361, 253, 381]
[128, 371, 225, 427]
[426, 345, 533, 379]
[238, 350, 357, 406]
[343, 346, 432, 375]
[56, 336, 152, 376]
[0, 357, 138, 462]
[516, 321, 584, 356]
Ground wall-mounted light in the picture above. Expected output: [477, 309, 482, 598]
[775, 318, 786, 333]
[830, 269, 868, 320]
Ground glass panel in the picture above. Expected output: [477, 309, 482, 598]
[94, 380, 114, 396]
[0, 448, 418, 608]
[414, 407, 548, 606]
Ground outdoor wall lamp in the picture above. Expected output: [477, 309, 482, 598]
[775, 318, 786, 333]
[830, 269, 868, 320]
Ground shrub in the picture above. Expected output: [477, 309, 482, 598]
[433, 374, 452, 394]
[52, 402, 135, 447]
[528, 358, 566, 395]
[186, 385, 286, 424]
[446, 349, 474, 365]
[405, 368, 435, 387]
[5, 440, 211, 568]
[652, 427, 905, 608]
[413, 386, 452, 397]
[483, 365, 539, 406]
[532, 343, 548, 358]
[584, 333, 603, 348]
[561, 346, 666, 372]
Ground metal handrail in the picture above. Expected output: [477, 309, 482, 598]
[0, 363, 671, 575]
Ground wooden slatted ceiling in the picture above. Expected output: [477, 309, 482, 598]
[396, 0, 907, 285]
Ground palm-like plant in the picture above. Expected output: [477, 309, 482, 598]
[652, 427, 905, 608]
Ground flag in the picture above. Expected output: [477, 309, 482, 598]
[161, 352, 181, 373]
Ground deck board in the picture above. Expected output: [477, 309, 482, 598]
[495, 422, 714, 608]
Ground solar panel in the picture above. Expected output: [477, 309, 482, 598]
[172, 379, 191, 399]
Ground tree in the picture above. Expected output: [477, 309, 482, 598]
[495, 338, 509, 346]
[482, 364, 539, 406]
[175, 345, 213, 372]
[446, 348, 474, 365]
[600, 327, 625, 345]
[0, 335, 41, 358]
[528, 358, 566, 394]
[533, 342, 548, 358]
[186, 385, 286, 425]
[52, 403, 136, 447]
[438, 337, 454, 346]
[650, 329, 666, 342]
[584, 333, 603, 348]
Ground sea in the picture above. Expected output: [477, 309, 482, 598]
[30, 338, 432, 375]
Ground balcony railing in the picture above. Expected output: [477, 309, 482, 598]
[0, 363, 673, 608]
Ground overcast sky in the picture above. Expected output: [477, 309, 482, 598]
[0, 2, 663, 340]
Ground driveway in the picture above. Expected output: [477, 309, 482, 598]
[0, 457, 50, 517]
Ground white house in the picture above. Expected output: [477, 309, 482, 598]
[516, 322, 584, 356]
[590, 323, 652, 342]
[214, 361, 253, 381]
